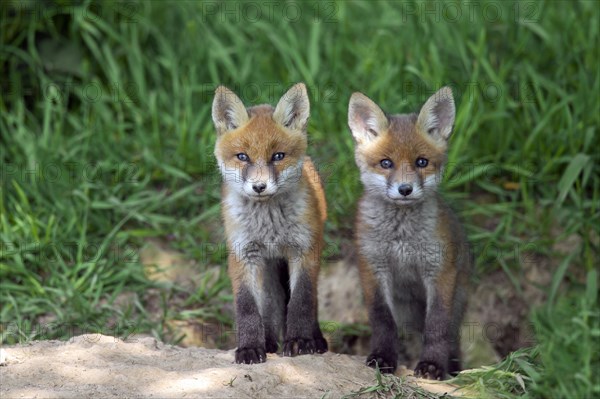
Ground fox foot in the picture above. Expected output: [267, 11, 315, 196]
[283, 338, 316, 356]
[366, 352, 397, 374]
[414, 360, 445, 380]
[265, 336, 278, 354]
[235, 347, 266, 364]
[314, 336, 328, 354]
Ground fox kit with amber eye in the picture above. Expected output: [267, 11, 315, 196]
[349, 87, 471, 380]
[212, 83, 328, 364]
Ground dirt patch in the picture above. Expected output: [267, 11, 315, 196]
[0, 335, 467, 398]
[139, 239, 235, 349]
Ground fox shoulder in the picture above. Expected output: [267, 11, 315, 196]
[302, 156, 327, 223]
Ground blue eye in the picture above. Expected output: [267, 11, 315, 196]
[237, 153, 249, 162]
[272, 152, 285, 161]
[416, 157, 429, 168]
[380, 159, 393, 169]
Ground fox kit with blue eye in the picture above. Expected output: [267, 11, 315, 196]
[212, 83, 328, 364]
[349, 87, 471, 380]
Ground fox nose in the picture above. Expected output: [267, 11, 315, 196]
[252, 182, 267, 193]
[398, 184, 413, 196]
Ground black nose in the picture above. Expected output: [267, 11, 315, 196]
[252, 182, 267, 193]
[398, 184, 413, 196]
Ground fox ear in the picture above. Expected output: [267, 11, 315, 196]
[273, 83, 310, 132]
[348, 92, 389, 144]
[417, 87, 455, 143]
[212, 86, 249, 135]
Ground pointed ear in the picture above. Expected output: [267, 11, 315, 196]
[273, 83, 310, 131]
[212, 86, 249, 135]
[417, 87, 455, 143]
[348, 92, 389, 144]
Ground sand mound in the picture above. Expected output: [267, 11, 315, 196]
[1, 334, 465, 398]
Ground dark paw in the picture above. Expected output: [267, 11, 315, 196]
[366, 352, 397, 374]
[265, 337, 279, 354]
[235, 347, 266, 364]
[448, 357, 462, 376]
[283, 338, 316, 356]
[314, 336, 328, 354]
[414, 361, 445, 380]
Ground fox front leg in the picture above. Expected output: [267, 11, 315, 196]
[283, 251, 326, 356]
[414, 282, 452, 380]
[229, 252, 267, 364]
[360, 258, 399, 373]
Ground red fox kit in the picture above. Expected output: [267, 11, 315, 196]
[349, 87, 471, 379]
[212, 83, 328, 364]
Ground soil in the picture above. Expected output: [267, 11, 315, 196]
[0, 334, 465, 398]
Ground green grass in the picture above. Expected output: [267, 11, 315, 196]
[451, 270, 599, 398]
[342, 365, 450, 398]
[1, 1, 598, 397]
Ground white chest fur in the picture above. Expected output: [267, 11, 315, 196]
[223, 187, 313, 259]
[358, 195, 442, 279]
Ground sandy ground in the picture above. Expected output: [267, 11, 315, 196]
[0, 334, 465, 398]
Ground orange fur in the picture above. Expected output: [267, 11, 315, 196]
[355, 119, 446, 187]
[302, 156, 327, 223]
[215, 106, 308, 175]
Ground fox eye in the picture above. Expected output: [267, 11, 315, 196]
[416, 157, 429, 168]
[380, 159, 394, 169]
[272, 152, 285, 161]
[236, 153, 249, 162]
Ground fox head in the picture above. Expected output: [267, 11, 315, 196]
[212, 83, 309, 201]
[348, 87, 455, 205]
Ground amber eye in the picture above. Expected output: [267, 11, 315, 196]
[416, 157, 429, 168]
[272, 152, 285, 161]
[380, 159, 394, 169]
[237, 153, 249, 162]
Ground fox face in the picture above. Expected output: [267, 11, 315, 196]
[348, 87, 455, 204]
[212, 84, 310, 201]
